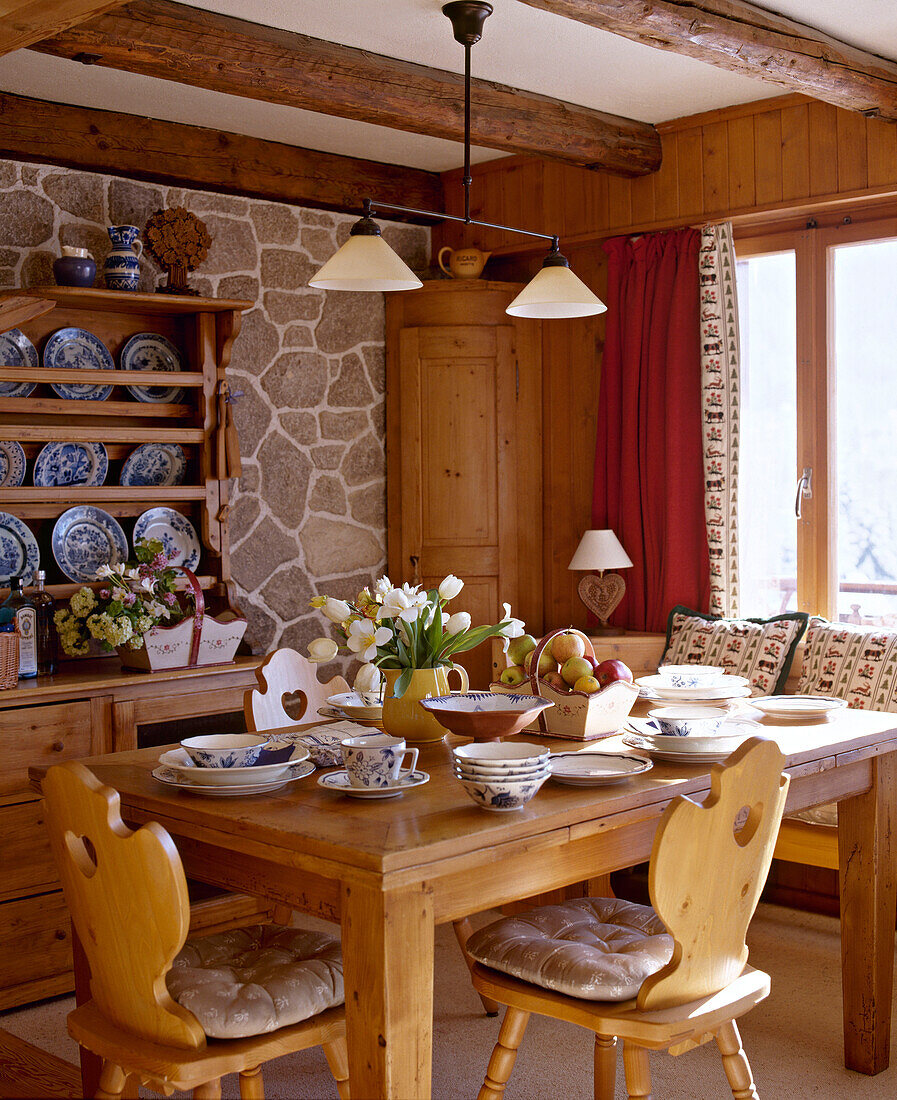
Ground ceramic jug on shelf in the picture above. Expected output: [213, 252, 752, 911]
[103, 225, 142, 292]
[381, 665, 470, 743]
[438, 245, 492, 280]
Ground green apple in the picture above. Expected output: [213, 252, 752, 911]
[500, 664, 527, 687]
[573, 674, 601, 694]
[506, 633, 537, 666]
[551, 631, 586, 664]
[561, 656, 593, 686]
[525, 648, 557, 676]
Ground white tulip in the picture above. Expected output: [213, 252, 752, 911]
[438, 574, 464, 600]
[498, 602, 526, 641]
[308, 637, 339, 663]
[445, 611, 471, 635]
[95, 563, 114, 579]
[354, 662, 383, 693]
[373, 576, 392, 599]
[346, 619, 392, 662]
[380, 587, 426, 623]
[321, 597, 351, 623]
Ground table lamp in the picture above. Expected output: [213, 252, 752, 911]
[568, 529, 634, 634]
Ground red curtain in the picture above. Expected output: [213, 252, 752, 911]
[593, 229, 710, 632]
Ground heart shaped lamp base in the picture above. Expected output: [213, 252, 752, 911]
[577, 572, 626, 633]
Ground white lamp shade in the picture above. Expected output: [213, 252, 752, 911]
[568, 529, 633, 571]
[309, 234, 423, 292]
[506, 264, 607, 319]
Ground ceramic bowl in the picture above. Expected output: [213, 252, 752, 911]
[420, 692, 553, 741]
[657, 664, 724, 689]
[452, 741, 550, 769]
[180, 733, 269, 768]
[456, 772, 549, 812]
[159, 745, 309, 785]
[327, 691, 384, 720]
[453, 760, 550, 780]
[646, 706, 729, 738]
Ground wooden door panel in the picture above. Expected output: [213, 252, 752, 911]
[422, 573, 498, 690]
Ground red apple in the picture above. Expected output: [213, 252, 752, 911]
[595, 659, 633, 688]
[542, 671, 567, 692]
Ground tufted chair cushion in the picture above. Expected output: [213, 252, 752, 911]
[166, 925, 343, 1039]
[466, 898, 674, 1002]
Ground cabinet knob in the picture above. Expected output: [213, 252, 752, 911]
[55, 929, 67, 941]
[51, 740, 65, 752]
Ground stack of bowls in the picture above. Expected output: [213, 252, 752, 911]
[452, 742, 550, 812]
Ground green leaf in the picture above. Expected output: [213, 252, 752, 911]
[395, 666, 414, 698]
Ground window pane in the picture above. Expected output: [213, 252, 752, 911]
[735, 251, 798, 617]
[832, 237, 897, 626]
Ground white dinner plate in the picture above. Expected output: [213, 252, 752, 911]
[637, 674, 751, 700]
[627, 717, 760, 754]
[158, 745, 309, 786]
[133, 507, 200, 569]
[548, 752, 652, 785]
[622, 733, 742, 765]
[152, 759, 314, 795]
[317, 769, 429, 798]
[748, 695, 848, 720]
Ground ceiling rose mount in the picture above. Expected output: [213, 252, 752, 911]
[443, 2, 493, 47]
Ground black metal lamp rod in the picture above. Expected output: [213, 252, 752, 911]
[364, 197, 559, 249]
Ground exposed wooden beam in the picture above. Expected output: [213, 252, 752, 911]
[519, 0, 897, 121]
[0, 92, 443, 219]
[0, 0, 127, 55]
[29, 0, 661, 175]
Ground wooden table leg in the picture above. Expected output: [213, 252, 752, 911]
[341, 879, 435, 1099]
[71, 922, 102, 1097]
[838, 751, 897, 1074]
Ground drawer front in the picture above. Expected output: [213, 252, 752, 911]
[0, 700, 94, 798]
[0, 891, 72, 991]
[0, 799, 58, 902]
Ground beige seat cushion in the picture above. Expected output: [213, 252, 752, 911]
[466, 898, 674, 1002]
[166, 925, 343, 1039]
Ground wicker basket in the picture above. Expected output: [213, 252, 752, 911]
[0, 630, 19, 690]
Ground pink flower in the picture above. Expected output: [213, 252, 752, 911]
[162, 592, 177, 606]
[123, 592, 136, 607]
[152, 552, 169, 570]
[99, 588, 110, 599]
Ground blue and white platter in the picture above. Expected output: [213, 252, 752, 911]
[0, 512, 40, 584]
[0, 328, 38, 397]
[43, 327, 114, 400]
[120, 333, 186, 404]
[52, 506, 128, 583]
[34, 441, 108, 488]
[133, 507, 200, 570]
[0, 441, 26, 487]
[120, 443, 186, 487]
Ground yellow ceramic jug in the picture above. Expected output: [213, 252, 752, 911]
[382, 665, 470, 743]
[438, 246, 492, 280]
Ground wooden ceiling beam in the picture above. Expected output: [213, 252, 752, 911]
[0, 0, 127, 55]
[0, 92, 443, 219]
[29, 0, 661, 175]
[519, 0, 897, 121]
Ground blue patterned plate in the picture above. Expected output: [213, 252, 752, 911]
[120, 333, 186, 403]
[43, 327, 114, 400]
[133, 507, 200, 569]
[34, 441, 108, 487]
[0, 441, 26, 487]
[120, 443, 186, 487]
[52, 506, 128, 582]
[0, 328, 38, 397]
[0, 512, 40, 584]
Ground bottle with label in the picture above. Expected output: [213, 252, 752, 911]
[7, 576, 37, 678]
[32, 570, 57, 676]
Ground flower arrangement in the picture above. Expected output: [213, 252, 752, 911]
[54, 539, 186, 656]
[307, 574, 525, 697]
[144, 205, 212, 294]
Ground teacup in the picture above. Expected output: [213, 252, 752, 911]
[341, 734, 419, 789]
[647, 706, 728, 738]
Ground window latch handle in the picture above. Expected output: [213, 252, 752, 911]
[795, 467, 813, 518]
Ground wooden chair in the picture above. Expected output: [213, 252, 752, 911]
[245, 648, 350, 731]
[42, 762, 349, 1100]
[468, 738, 790, 1100]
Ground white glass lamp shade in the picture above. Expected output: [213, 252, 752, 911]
[568, 529, 633, 572]
[506, 263, 606, 319]
[309, 234, 423, 292]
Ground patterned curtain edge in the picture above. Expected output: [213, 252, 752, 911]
[700, 223, 740, 617]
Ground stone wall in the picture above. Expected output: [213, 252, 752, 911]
[0, 158, 430, 669]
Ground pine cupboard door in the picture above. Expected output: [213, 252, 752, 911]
[397, 325, 527, 689]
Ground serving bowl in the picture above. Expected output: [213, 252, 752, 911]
[419, 692, 553, 742]
[456, 771, 549, 812]
[180, 733, 269, 768]
[327, 691, 384, 721]
[646, 706, 729, 738]
[160, 745, 309, 785]
[657, 664, 724, 689]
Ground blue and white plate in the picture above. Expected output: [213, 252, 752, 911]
[0, 328, 38, 397]
[52, 506, 128, 583]
[0, 512, 40, 584]
[133, 507, 200, 569]
[34, 442, 108, 487]
[43, 327, 114, 400]
[0, 442, 26, 487]
[120, 333, 186, 403]
[120, 443, 186, 487]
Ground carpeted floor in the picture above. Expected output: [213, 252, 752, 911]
[2, 902, 896, 1099]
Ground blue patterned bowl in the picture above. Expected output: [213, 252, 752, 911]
[646, 706, 728, 738]
[181, 733, 269, 768]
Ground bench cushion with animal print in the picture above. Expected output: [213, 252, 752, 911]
[661, 605, 809, 695]
[796, 622, 897, 711]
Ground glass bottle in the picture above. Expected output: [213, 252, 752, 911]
[7, 576, 37, 678]
[32, 570, 57, 676]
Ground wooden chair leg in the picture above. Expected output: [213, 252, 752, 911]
[120, 1075, 140, 1100]
[271, 904, 293, 925]
[454, 916, 500, 1016]
[478, 1007, 530, 1100]
[323, 1038, 350, 1100]
[95, 1062, 127, 1100]
[193, 1081, 222, 1100]
[622, 1042, 652, 1100]
[716, 1020, 759, 1100]
[594, 1035, 617, 1100]
[239, 1065, 265, 1100]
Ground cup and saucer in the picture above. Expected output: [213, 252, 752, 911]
[318, 733, 429, 799]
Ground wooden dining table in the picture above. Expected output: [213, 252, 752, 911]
[32, 707, 897, 1098]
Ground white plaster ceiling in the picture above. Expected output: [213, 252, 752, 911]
[0, 0, 895, 173]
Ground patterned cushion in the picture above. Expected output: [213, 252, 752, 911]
[661, 605, 809, 695]
[466, 898, 674, 1002]
[166, 925, 343, 1039]
[796, 622, 897, 711]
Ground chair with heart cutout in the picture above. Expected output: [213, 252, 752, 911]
[245, 648, 350, 731]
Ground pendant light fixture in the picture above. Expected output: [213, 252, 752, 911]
[309, 2, 606, 320]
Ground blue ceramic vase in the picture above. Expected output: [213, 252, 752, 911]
[103, 225, 142, 291]
[53, 247, 96, 288]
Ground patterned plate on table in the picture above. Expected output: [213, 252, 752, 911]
[120, 443, 186, 487]
[0, 441, 26, 487]
[0, 328, 38, 397]
[34, 441, 108, 488]
[120, 333, 186, 404]
[0, 512, 40, 584]
[52, 506, 128, 583]
[43, 327, 114, 400]
[133, 507, 200, 569]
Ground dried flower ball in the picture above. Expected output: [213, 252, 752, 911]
[143, 206, 212, 272]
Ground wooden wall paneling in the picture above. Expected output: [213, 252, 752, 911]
[866, 117, 897, 187]
[606, 174, 632, 232]
[808, 102, 840, 197]
[837, 110, 870, 194]
[542, 161, 570, 238]
[753, 111, 783, 207]
[651, 134, 679, 224]
[779, 103, 810, 202]
[513, 317, 544, 634]
[727, 114, 756, 210]
[629, 170, 655, 228]
[675, 128, 704, 219]
[702, 120, 729, 215]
